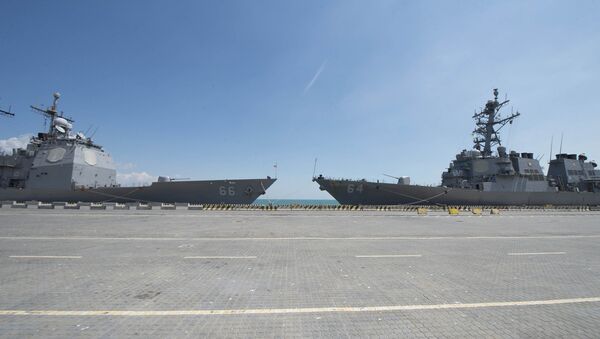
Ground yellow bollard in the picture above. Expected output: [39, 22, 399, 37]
[448, 207, 459, 215]
[471, 208, 482, 215]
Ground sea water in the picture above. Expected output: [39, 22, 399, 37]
[253, 199, 338, 206]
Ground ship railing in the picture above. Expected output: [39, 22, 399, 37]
[314, 176, 443, 186]
[313, 176, 397, 184]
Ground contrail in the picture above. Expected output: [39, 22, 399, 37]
[303, 60, 327, 95]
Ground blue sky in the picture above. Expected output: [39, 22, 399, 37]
[1, 0, 599, 198]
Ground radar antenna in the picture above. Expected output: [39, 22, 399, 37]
[0, 106, 15, 117]
[472, 88, 520, 157]
[30, 92, 74, 135]
[0, 99, 15, 117]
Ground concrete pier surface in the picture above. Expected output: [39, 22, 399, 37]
[1, 208, 599, 337]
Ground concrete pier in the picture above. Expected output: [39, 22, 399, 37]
[0, 207, 599, 337]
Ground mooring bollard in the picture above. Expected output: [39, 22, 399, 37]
[161, 203, 176, 210]
[114, 203, 130, 210]
[64, 202, 80, 210]
[90, 203, 106, 210]
[37, 202, 55, 209]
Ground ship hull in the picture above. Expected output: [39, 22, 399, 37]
[0, 178, 276, 204]
[315, 178, 600, 206]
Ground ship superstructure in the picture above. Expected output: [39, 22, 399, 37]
[439, 89, 551, 193]
[1, 93, 117, 191]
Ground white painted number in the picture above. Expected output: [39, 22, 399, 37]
[347, 184, 364, 193]
[219, 186, 236, 196]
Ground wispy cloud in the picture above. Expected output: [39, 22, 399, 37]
[115, 162, 136, 170]
[303, 60, 327, 95]
[0, 134, 32, 154]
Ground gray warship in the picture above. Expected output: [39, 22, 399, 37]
[0, 93, 275, 203]
[315, 89, 600, 206]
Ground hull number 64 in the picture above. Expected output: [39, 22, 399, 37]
[347, 184, 364, 193]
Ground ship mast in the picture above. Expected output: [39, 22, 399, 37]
[472, 88, 520, 157]
[30, 92, 74, 135]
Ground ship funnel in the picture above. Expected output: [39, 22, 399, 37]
[497, 146, 507, 157]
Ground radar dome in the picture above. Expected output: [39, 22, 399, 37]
[53, 117, 72, 132]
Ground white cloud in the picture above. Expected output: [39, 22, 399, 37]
[0, 134, 32, 154]
[117, 172, 156, 187]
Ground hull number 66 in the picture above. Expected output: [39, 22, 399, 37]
[219, 186, 236, 196]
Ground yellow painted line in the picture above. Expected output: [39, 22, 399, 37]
[9, 255, 82, 259]
[0, 235, 599, 242]
[183, 256, 256, 259]
[508, 252, 566, 256]
[0, 297, 598, 316]
[355, 254, 422, 258]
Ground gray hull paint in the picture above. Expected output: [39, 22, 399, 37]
[0, 178, 276, 204]
[315, 178, 600, 206]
